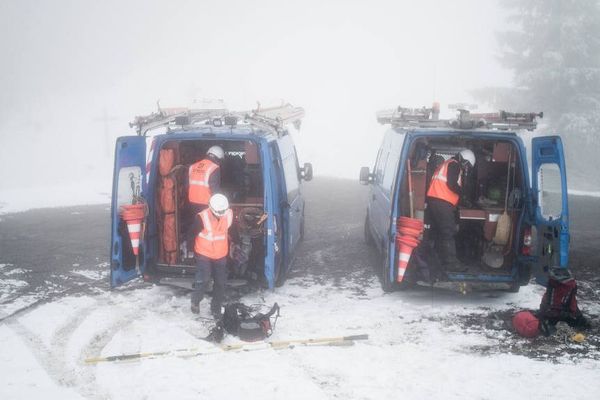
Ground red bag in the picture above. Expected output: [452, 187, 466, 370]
[163, 213, 177, 252]
[159, 149, 175, 176]
[512, 311, 540, 338]
[159, 177, 176, 213]
[539, 269, 579, 320]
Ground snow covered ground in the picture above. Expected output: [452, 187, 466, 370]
[2, 179, 600, 399]
[1, 274, 599, 400]
[0, 179, 111, 215]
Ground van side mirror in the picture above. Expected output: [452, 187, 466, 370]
[301, 162, 313, 181]
[359, 167, 372, 185]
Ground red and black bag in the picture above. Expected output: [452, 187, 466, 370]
[538, 268, 590, 334]
[222, 303, 280, 342]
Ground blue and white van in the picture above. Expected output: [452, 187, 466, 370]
[110, 104, 312, 289]
[360, 106, 568, 292]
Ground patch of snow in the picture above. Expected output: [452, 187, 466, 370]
[0, 179, 110, 214]
[1, 277, 599, 399]
[569, 189, 600, 198]
[0, 278, 29, 302]
[4, 268, 28, 276]
[71, 269, 109, 281]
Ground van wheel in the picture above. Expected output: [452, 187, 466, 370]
[508, 280, 520, 293]
[518, 263, 532, 286]
[364, 214, 375, 247]
[274, 254, 286, 287]
[381, 248, 395, 292]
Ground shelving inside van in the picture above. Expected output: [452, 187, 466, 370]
[151, 138, 266, 281]
[400, 136, 527, 277]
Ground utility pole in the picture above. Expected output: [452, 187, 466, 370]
[94, 107, 119, 158]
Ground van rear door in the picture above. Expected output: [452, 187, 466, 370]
[110, 136, 148, 288]
[531, 136, 569, 283]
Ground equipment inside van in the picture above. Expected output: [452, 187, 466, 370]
[110, 103, 313, 290]
[361, 105, 569, 292]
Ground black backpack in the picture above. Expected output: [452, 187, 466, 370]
[206, 302, 280, 343]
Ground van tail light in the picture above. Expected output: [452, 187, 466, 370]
[522, 226, 532, 256]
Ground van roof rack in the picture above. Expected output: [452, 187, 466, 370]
[130, 101, 305, 137]
[376, 105, 542, 132]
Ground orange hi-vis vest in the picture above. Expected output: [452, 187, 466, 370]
[188, 159, 219, 205]
[194, 208, 233, 259]
[427, 158, 462, 206]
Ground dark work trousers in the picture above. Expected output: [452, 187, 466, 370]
[186, 203, 208, 250]
[426, 197, 458, 266]
[191, 254, 227, 313]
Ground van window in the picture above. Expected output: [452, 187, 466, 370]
[376, 151, 389, 185]
[382, 151, 399, 191]
[117, 166, 142, 207]
[374, 133, 392, 185]
[538, 163, 563, 220]
[380, 132, 405, 192]
[282, 152, 300, 203]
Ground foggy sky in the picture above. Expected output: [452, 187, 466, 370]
[0, 0, 511, 190]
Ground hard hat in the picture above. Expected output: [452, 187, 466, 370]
[209, 193, 229, 216]
[459, 149, 476, 167]
[207, 146, 225, 160]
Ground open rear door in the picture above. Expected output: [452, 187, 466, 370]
[531, 136, 569, 284]
[263, 143, 277, 289]
[110, 136, 147, 288]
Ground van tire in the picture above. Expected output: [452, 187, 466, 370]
[364, 214, 375, 247]
[274, 253, 286, 287]
[275, 269, 286, 287]
[508, 280, 520, 293]
[518, 263, 532, 286]
[381, 247, 395, 292]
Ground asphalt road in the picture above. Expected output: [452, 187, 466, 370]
[1, 177, 599, 315]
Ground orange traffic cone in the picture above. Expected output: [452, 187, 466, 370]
[120, 203, 146, 256]
[396, 235, 420, 282]
[397, 216, 424, 231]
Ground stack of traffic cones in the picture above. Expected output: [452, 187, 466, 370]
[395, 216, 424, 282]
[120, 203, 146, 256]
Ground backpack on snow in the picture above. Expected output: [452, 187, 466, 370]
[538, 268, 590, 334]
[222, 302, 280, 342]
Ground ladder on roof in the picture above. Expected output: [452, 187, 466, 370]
[244, 103, 305, 135]
[130, 101, 304, 136]
[377, 104, 542, 131]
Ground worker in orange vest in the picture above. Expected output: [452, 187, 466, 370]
[186, 146, 225, 256]
[426, 149, 475, 272]
[190, 193, 233, 317]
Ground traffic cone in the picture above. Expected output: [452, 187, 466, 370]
[398, 226, 422, 239]
[396, 235, 420, 282]
[120, 203, 146, 256]
[397, 216, 424, 231]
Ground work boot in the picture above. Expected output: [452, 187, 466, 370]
[210, 303, 223, 319]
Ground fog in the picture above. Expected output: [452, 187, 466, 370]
[1, 0, 520, 192]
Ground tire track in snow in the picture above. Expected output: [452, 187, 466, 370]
[6, 295, 138, 400]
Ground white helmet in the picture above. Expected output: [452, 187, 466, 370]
[459, 149, 476, 168]
[209, 193, 229, 216]
[207, 146, 224, 160]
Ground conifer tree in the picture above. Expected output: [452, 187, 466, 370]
[475, 0, 600, 188]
